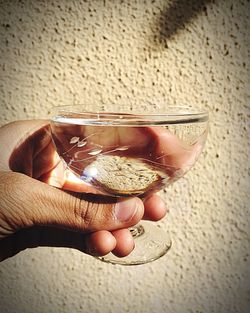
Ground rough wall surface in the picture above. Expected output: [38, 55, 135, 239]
[0, 1, 249, 313]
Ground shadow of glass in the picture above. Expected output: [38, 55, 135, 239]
[154, 0, 214, 45]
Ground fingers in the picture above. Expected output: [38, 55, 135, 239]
[0, 226, 115, 261]
[87, 230, 116, 255]
[87, 193, 170, 257]
[0, 226, 133, 262]
[88, 229, 134, 257]
[111, 229, 134, 257]
[89, 194, 169, 259]
[143, 194, 168, 221]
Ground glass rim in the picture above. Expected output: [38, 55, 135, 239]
[51, 105, 209, 125]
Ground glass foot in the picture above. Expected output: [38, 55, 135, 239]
[97, 222, 172, 265]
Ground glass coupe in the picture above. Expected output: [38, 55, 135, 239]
[50, 104, 209, 265]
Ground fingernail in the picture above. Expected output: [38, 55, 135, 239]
[115, 198, 139, 222]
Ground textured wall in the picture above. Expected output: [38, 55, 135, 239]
[0, 0, 249, 312]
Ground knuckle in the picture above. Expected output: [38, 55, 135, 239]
[71, 195, 115, 231]
[72, 196, 99, 231]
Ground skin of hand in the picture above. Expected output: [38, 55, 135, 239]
[0, 120, 168, 262]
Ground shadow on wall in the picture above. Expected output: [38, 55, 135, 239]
[154, 0, 214, 45]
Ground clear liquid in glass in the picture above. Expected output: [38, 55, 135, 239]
[50, 114, 207, 197]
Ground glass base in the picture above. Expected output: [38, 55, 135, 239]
[97, 222, 172, 265]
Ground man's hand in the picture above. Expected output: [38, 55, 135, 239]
[0, 120, 167, 261]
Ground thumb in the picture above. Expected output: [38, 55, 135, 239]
[0, 172, 144, 234]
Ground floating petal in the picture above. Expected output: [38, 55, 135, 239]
[77, 140, 87, 147]
[70, 136, 80, 144]
[115, 146, 129, 151]
[88, 148, 103, 155]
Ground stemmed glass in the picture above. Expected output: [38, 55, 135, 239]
[50, 104, 209, 265]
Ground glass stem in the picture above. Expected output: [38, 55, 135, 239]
[129, 224, 145, 238]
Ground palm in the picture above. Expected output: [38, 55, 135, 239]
[9, 122, 98, 193]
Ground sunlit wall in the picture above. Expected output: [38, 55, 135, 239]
[0, 1, 249, 312]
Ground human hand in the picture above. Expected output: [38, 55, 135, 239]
[0, 120, 167, 261]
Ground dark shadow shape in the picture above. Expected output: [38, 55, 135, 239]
[155, 0, 214, 45]
[0, 225, 100, 262]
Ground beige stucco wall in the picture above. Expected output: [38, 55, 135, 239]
[0, 0, 249, 312]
